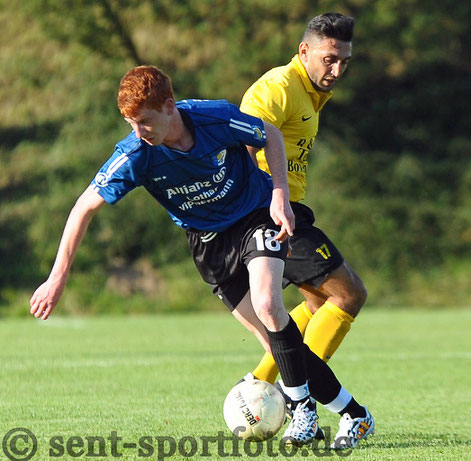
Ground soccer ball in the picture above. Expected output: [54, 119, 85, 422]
[223, 379, 286, 441]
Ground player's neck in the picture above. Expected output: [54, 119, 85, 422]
[163, 111, 194, 152]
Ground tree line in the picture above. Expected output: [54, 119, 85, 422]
[1, 0, 470, 313]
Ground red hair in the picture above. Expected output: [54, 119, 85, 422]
[118, 66, 174, 118]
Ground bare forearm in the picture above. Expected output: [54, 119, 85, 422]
[30, 187, 106, 319]
[262, 122, 290, 194]
[259, 121, 294, 239]
[49, 204, 97, 282]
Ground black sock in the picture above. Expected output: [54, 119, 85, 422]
[339, 397, 366, 419]
[265, 316, 306, 387]
[302, 343, 343, 404]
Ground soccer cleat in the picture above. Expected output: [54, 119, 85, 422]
[282, 397, 318, 446]
[274, 381, 325, 440]
[330, 406, 375, 449]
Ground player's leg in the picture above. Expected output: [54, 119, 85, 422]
[246, 273, 349, 380]
[246, 256, 307, 395]
[249, 300, 312, 383]
[234, 274, 374, 448]
[295, 286, 327, 315]
[296, 341, 374, 449]
[232, 291, 272, 355]
[186, 219, 305, 398]
[188, 211, 373, 447]
[301, 261, 367, 361]
[282, 202, 367, 362]
[245, 255, 318, 445]
[302, 260, 367, 317]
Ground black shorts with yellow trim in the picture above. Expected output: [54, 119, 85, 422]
[186, 207, 288, 311]
[282, 202, 344, 289]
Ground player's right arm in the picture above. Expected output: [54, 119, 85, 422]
[29, 186, 106, 320]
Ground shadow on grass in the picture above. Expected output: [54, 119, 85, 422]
[0, 121, 62, 150]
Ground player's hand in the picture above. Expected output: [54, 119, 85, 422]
[29, 276, 66, 320]
[270, 188, 295, 242]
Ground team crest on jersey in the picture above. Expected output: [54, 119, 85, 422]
[215, 149, 227, 166]
[95, 172, 109, 187]
[252, 126, 263, 140]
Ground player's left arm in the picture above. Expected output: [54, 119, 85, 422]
[257, 121, 294, 241]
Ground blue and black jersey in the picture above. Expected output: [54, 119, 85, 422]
[91, 99, 273, 232]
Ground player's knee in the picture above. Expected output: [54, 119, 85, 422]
[345, 278, 367, 316]
[330, 276, 367, 317]
[254, 300, 276, 321]
[354, 277, 368, 306]
[253, 299, 286, 330]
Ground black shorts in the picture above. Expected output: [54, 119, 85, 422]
[186, 207, 288, 311]
[282, 202, 344, 289]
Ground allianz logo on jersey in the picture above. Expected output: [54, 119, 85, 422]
[213, 167, 226, 183]
[166, 167, 226, 198]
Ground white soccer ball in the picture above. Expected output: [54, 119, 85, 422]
[223, 379, 286, 441]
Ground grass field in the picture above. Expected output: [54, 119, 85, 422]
[1, 309, 470, 460]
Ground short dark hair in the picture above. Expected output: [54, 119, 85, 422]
[302, 12, 354, 43]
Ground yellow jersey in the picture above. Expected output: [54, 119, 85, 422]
[240, 54, 332, 202]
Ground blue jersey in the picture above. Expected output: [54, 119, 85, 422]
[91, 99, 273, 232]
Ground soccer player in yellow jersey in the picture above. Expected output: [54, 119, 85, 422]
[240, 13, 371, 441]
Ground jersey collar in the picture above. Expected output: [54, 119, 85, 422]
[291, 54, 332, 112]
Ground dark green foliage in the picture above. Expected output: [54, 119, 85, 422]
[1, 0, 469, 312]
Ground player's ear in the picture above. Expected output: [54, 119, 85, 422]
[299, 42, 309, 59]
[163, 98, 176, 115]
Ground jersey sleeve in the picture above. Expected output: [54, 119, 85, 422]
[90, 145, 141, 205]
[224, 101, 267, 149]
[240, 80, 290, 129]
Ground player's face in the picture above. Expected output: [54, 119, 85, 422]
[299, 37, 352, 92]
[124, 103, 173, 146]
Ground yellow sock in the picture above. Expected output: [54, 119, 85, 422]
[251, 302, 313, 383]
[303, 300, 354, 362]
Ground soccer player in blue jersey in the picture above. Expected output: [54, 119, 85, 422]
[30, 66, 372, 448]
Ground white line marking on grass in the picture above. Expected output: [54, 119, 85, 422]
[2, 354, 252, 371]
[338, 351, 471, 361]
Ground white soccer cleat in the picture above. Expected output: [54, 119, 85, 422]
[282, 397, 318, 446]
[274, 381, 325, 440]
[330, 406, 375, 449]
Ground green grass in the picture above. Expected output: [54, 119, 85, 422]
[0, 309, 470, 460]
